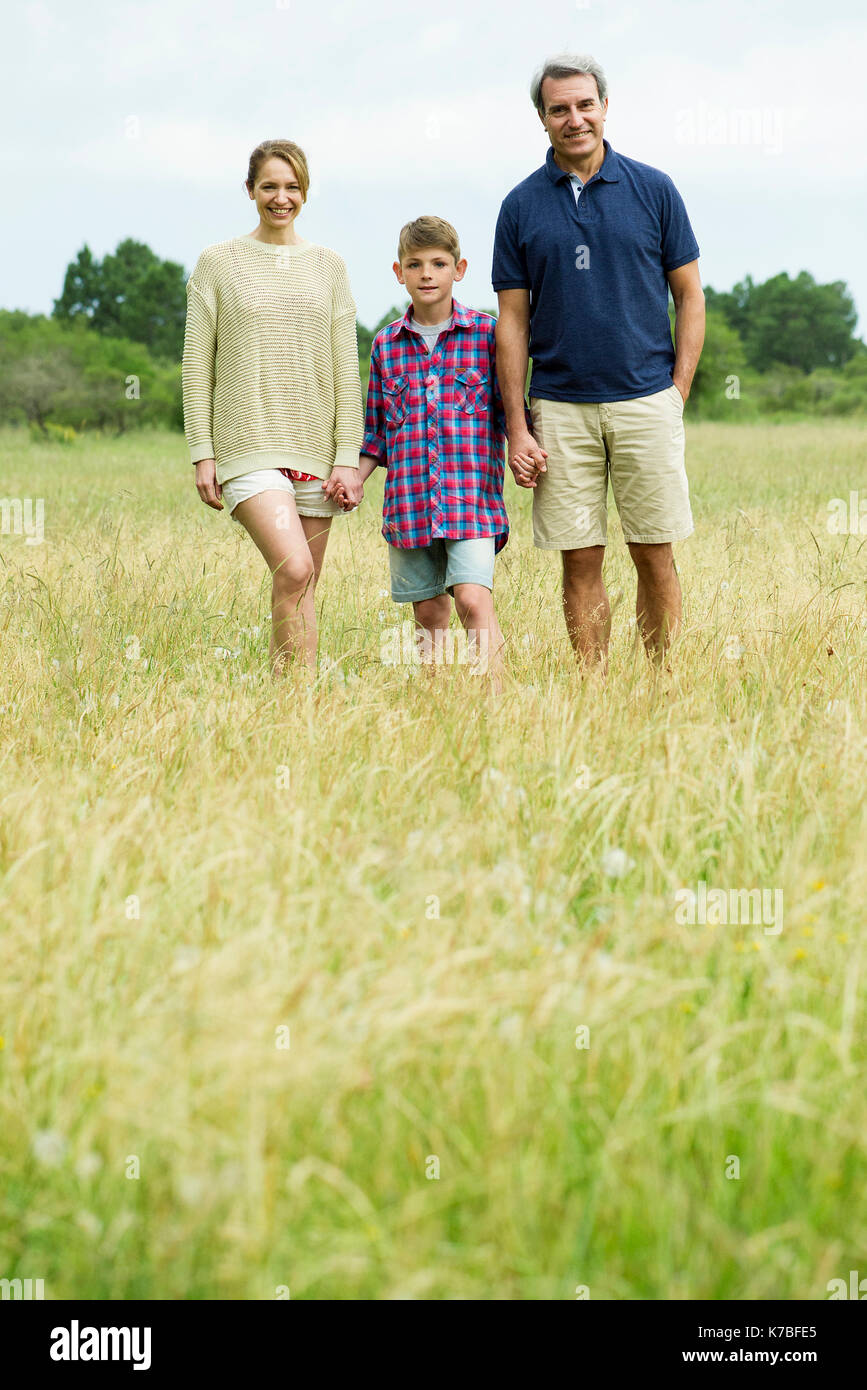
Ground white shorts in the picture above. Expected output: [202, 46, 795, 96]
[220, 469, 340, 523]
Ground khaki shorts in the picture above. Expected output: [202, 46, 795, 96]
[529, 385, 694, 549]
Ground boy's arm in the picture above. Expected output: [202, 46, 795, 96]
[358, 453, 380, 483]
[359, 344, 388, 472]
[325, 346, 386, 505]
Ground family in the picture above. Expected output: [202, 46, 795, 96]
[181, 53, 706, 689]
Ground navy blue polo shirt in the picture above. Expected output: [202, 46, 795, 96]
[492, 140, 699, 402]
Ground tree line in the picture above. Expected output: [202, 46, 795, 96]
[2, 238, 865, 442]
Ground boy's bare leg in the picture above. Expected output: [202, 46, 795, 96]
[412, 594, 452, 669]
[452, 583, 505, 692]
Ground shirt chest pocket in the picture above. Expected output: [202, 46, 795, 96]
[383, 373, 409, 427]
[454, 368, 488, 415]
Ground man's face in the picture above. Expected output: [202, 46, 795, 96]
[538, 73, 608, 163]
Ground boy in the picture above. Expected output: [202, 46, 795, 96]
[329, 216, 510, 688]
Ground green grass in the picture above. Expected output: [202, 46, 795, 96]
[0, 420, 866, 1299]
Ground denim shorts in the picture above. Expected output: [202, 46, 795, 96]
[220, 468, 340, 523]
[388, 536, 496, 603]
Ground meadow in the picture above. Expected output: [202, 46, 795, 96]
[1, 420, 865, 1300]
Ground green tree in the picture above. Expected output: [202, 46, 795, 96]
[704, 271, 859, 373]
[53, 239, 188, 361]
[357, 306, 405, 390]
[0, 310, 182, 434]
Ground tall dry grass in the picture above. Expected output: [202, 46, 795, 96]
[0, 421, 865, 1299]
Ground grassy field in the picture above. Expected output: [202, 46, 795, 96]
[1, 420, 866, 1300]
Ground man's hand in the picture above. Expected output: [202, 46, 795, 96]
[322, 466, 363, 509]
[508, 428, 548, 489]
[672, 378, 689, 404]
[195, 458, 223, 510]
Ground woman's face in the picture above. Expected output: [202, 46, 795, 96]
[248, 157, 304, 229]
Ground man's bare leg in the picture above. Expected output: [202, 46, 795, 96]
[562, 545, 610, 673]
[628, 541, 681, 661]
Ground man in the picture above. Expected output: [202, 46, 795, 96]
[493, 54, 705, 669]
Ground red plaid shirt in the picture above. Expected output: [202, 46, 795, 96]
[361, 299, 511, 551]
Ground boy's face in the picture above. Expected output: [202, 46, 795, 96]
[393, 245, 467, 319]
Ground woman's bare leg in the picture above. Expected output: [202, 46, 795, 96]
[231, 491, 317, 672]
[300, 515, 332, 599]
[299, 515, 333, 662]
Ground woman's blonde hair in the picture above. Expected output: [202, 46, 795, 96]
[246, 141, 310, 201]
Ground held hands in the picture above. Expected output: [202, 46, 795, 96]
[508, 429, 548, 489]
[195, 458, 223, 510]
[322, 466, 364, 512]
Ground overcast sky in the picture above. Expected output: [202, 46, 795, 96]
[6, 0, 866, 334]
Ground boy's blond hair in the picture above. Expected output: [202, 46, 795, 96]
[397, 216, 461, 265]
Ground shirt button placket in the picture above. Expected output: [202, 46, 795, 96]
[427, 374, 441, 535]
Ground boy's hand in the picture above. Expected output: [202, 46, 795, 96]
[323, 466, 363, 508]
[337, 485, 359, 512]
[328, 481, 364, 512]
[508, 429, 548, 489]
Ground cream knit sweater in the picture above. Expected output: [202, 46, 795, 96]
[182, 236, 364, 483]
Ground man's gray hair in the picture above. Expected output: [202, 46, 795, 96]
[530, 54, 608, 115]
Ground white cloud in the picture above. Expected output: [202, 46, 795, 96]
[3, 0, 866, 329]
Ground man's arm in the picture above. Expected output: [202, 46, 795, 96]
[667, 261, 705, 402]
[494, 289, 547, 488]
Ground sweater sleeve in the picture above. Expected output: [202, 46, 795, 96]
[330, 255, 364, 470]
[181, 258, 217, 465]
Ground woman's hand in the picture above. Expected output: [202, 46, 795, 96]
[323, 466, 363, 510]
[195, 459, 223, 510]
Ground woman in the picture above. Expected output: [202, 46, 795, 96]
[182, 139, 363, 674]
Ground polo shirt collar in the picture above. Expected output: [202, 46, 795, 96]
[544, 138, 621, 184]
[387, 296, 473, 339]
